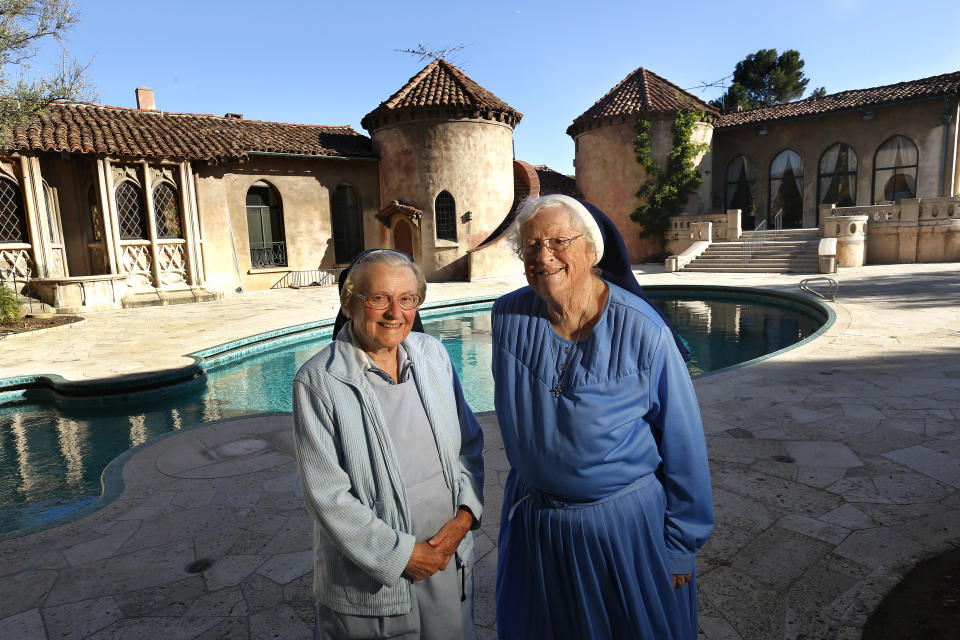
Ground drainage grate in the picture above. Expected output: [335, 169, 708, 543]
[185, 559, 213, 573]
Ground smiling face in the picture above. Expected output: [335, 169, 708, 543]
[350, 263, 419, 355]
[520, 206, 596, 304]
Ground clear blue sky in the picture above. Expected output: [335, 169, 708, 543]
[39, 1, 960, 175]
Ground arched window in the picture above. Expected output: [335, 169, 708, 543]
[725, 156, 756, 228]
[152, 182, 183, 239]
[818, 143, 858, 214]
[116, 181, 148, 240]
[246, 183, 286, 267]
[435, 191, 456, 242]
[769, 150, 804, 228]
[331, 184, 363, 264]
[0, 178, 27, 243]
[873, 135, 917, 204]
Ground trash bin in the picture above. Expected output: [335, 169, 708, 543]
[819, 255, 837, 274]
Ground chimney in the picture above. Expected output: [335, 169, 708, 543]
[135, 87, 156, 111]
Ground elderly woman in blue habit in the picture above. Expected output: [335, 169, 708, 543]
[293, 249, 484, 640]
[492, 195, 714, 639]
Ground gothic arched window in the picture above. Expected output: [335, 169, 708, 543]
[435, 191, 456, 242]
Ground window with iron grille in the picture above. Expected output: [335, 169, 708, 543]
[0, 178, 27, 243]
[434, 190, 456, 242]
[116, 181, 148, 240]
[246, 184, 286, 267]
[332, 184, 362, 264]
[153, 182, 183, 239]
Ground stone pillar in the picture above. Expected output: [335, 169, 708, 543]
[726, 209, 741, 240]
[825, 215, 869, 267]
[177, 162, 198, 286]
[102, 159, 126, 274]
[819, 204, 836, 232]
[95, 159, 119, 274]
[18, 156, 47, 277]
[690, 221, 712, 243]
[141, 161, 162, 287]
[898, 198, 920, 263]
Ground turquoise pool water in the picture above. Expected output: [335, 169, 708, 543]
[0, 288, 827, 536]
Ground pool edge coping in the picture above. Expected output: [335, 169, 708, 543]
[0, 287, 832, 540]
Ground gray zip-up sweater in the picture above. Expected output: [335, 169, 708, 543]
[292, 326, 484, 616]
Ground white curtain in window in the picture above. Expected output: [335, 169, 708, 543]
[875, 136, 917, 169]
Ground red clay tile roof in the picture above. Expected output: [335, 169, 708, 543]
[361, 59, 522, 131]
[716, 70, 960, 129]
[8, 102, 376, 161]
[376, 200, 423, 224]
[567, 67, 718, 137]
[533, 165, 581, 199]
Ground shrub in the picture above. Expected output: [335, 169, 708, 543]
[0, 285, 21, 323]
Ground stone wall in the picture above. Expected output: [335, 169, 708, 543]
[193, 156, 379, 293]
[372, 118, 515, 281]
[713, 99, 959, 229]
[573, 115, 713, 262]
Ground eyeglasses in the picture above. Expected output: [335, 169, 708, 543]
[517, 234, 584, 258]
[356, 292, 422, 310]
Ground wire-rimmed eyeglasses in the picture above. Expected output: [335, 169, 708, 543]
[517, 234, 584, 259]
[356, 292, 422, 310]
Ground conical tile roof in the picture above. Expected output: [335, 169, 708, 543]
[362, 59, 522, 131]
[567, 67, 717, 137]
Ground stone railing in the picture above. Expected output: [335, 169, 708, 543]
[825, 196, 960, 264]
[666, 210, 743, 258]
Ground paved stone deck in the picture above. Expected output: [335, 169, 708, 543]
[1, 263, 958, 639]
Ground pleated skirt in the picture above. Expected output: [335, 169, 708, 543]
[496, 469, 697, 640]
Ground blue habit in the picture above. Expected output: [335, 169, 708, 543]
[492, 283, 713, 640]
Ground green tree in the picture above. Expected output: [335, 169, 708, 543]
[710, 49, 819, 111]
[0, 0, 91, 146]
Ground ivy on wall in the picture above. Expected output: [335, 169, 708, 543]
[630, 110, 710, 251]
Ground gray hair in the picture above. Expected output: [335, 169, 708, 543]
[339, 250, 427, 317]
[507, 194, 604, 265]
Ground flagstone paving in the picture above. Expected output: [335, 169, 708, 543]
[0, 263, 958, 639]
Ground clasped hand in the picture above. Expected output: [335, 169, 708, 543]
[403, 508, 473, 581]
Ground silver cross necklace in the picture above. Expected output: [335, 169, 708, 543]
[550, 288, 592, 399]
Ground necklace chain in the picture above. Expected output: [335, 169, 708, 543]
[550, 285, 592, 399]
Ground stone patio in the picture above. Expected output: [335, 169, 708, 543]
[1, 263, 958, 639]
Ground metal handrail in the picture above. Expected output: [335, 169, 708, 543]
[271, 267, 344, 289]
[772, 209, 783, 239]
[800, 277, 839, 301]
[741, 219, 768, 265]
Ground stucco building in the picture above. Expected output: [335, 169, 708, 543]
[0, 60, 956, 311]
[570, 67, 960, 263]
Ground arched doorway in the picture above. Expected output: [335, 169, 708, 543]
[332, 184, 363, 264]
[393, 219, 414, 257]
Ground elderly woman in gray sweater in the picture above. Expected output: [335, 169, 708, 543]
[292, 249, 484, 640]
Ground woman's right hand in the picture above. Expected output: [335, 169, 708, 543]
[403, 542, 446, 581]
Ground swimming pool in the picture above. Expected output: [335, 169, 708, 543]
[0, 287, 831, 537]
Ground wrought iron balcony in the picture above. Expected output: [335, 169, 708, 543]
[250, 241, 287, 268]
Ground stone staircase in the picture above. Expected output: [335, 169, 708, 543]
[681, 228, 821, 273]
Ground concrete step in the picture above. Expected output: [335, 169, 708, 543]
[682, 266, 820, 273]
[122, 288, 222, 309]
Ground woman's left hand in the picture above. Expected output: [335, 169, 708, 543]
[428, 508, 473, 570]
[672, 573, 692, 589]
